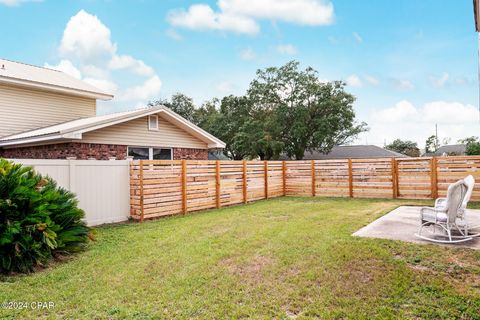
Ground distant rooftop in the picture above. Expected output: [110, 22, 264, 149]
[0, 58, 113, 100]
[281, 145, 409, 160]
[435, 144, 466, 156]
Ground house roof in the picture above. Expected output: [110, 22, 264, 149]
[0, 58, 113, 100]
[281, 145, 409, 160]
[435, 144, 466, 155]
[0, 106, 226, 149]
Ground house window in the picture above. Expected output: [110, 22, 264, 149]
[128, 147, 172, 160]
[152, 148, 172, 160]
[148, 115, 159, 131]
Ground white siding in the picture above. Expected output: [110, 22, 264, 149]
[11, 159, 130, 226]
[82, 114, 208, 149]
[0, 84, 96, 138]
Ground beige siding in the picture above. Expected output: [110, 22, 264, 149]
[82, 114, 208, 149]
[0, 84, 96, 138]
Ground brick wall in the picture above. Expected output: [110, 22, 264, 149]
[173, 148, 208, 160]
[0, 143, 209, 161]
[0, 143, 128, 160]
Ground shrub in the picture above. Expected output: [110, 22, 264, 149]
[0, 159, 90, 274]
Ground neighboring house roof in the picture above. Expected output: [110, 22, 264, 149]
[434, 144, 466, 156]
[281, 145, 409, 160]
[208, 151, 229, 160]
[0, 106, 226, 149]
[0, 58, 113, 100]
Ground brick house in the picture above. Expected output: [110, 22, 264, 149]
[0, 59, 225, 160]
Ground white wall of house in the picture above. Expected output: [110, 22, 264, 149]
[0, 84, 96, 138]
[11, 159, 130, 226]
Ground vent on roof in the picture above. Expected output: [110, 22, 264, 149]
[148, 115, 159, 131]
[1, 64, 5, 70]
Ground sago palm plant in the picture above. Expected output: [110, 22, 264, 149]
[0, 159, 90, 274]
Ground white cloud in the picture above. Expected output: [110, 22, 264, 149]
[393, 79, 414, 91]
[0, 0, 40, 6]
[48, 10, 162, 111]
[168, 4, 259, 35]
[346, 74, 362, 87]
[167, 0, 334, 35]
[44, 59, 81, 79]
[108, 55, 154, 76]
[429, 72, 449, 88]
[362, 100, 480, 147]
[218, 0, 334, 25]
[239, 47, 256, 60]
[276, 44, 297, 55]
[166, 28, 183, 40]
[364, 75, 379, 85]
[373, 100, 478, 125]
[352, 32, 362, 43]
[119, 75, 162, 101]
[60, 10, 116, 64]
[372, 100, 418, 123]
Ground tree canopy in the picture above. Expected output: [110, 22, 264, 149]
[459, 136, 480, 155]
[425, 135, 440, 154]
[385, 139, 420, 157]
[149, 61, 368, 160]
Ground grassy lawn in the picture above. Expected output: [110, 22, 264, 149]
[1, 197, 480, 319]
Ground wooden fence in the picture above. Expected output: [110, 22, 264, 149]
[130, 156, 480, 221]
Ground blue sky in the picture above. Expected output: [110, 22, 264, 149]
[1, 0, 479, 148]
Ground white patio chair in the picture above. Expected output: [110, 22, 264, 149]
[415, 179, 473, 243]
[434, 175, 480, 237]
[435, 175, 474, 218]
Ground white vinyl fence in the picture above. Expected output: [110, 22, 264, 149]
[11, 159, 130, 226]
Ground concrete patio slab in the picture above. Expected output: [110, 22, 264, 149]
[353, 206, 480, 249]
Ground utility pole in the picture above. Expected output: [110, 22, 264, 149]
[435, 124, 439, 151]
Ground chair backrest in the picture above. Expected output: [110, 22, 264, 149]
[462, 175, 475, 208]
[445, 180, 468, 222]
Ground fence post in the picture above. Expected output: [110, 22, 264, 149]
[348, 159, 353, 198]
[431, 157, 438, 199]
[215, 160, 221, 209]
[264, 160, 269, 199]
[181, 159, 187, 214]
[311, 160, 316, 197]
[243, 160, 248, 203]
[139, 160, 144, 222]
[391, 158, 397, 199]
[282, 161, 287, 196]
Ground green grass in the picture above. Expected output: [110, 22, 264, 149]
[1, 197, 480, 319]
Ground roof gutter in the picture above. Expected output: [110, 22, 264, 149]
[0, 133, 77, 147]
[0, 76, 113, 100]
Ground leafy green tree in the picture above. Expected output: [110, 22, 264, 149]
[425, 135, 440, 154]
[149, 93, 196, 123]
[195, 96, 283, 160]
[248, 61, 367, 160]
[459, 136, 480, 155]
[385, 139, 420, 157]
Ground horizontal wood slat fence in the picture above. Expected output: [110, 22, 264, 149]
[130, 156, 480, 221]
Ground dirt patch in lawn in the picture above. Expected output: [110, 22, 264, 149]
[222, 255, 275, 281]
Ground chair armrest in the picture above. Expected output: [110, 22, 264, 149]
[420, 206, 448, 223]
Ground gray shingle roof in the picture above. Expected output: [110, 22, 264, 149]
[434, 144, 466, 156]
[281, 145, 410, 160]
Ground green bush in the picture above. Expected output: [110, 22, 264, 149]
[0, 159, 90, 274]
